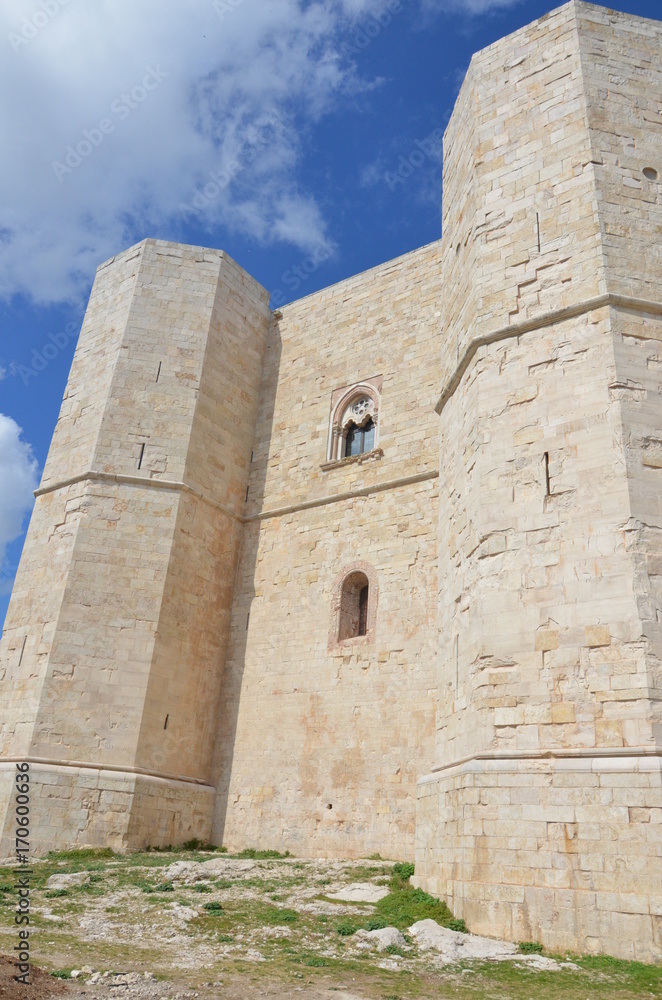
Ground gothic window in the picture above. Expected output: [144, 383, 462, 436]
[327, 381, 382, 462]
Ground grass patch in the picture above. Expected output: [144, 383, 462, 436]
[385, 945, 407, 957]
[373, 862, 454, 931]
[182, 839, 224, 852]
[233, 848, 292, 860]
[45, 889, 70, 898]
[142, 840, 226, 853]
[264, 906, 298, 924]
[519, 940, 543, 954]
[366, 918, 388, 931]
[576, 954, 662, 993]
[375, 886, 453, 931]
[341, 865, 389, 882]
[288, 950, 328, 968]
[448, 918, 468, 933]
[337, 919, 358, 936]
[50, 970, 73, 979]
[46, 848, 115, 861]
[203, 901, 224, 914]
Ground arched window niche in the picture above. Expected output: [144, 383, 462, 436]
[326, 379, 382, 464]
[329, 562, 378, 650]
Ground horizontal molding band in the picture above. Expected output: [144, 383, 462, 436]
[1, 755, 213, 789]
[421, 745, 662, 782]
[245, 469, 439, 522]
[435, 292, 662, 416]
[34, 468, 439, 523]
[34, 470, 245, 523]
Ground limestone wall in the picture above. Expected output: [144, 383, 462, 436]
[579, 2, 662, 301]
[212, 241, 442, 860]
[438, 0, 605, 410]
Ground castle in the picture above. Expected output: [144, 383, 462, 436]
[1, 0, 661, 962]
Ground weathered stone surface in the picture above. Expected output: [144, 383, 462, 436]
[410, 920, 518, 960]
[162, 858, 256, 883]
[354, 927, 406, 951]
[326, 883, 390, 904]
[46, 872, 89, 889]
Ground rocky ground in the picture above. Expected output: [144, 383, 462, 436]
[0, 847, 660, 999]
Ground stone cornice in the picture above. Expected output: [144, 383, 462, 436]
[420, 745, 662, 782]
[1, 755, 214, 788]
[435, 292, 662, 416]
[34, 468, 439, 524]
[34, 470, 245, 523]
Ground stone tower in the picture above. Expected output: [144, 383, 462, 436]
[413, 0, 662, 962]
[0, 241, 270, 852]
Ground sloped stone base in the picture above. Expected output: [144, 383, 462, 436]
[0, 761, 215, 858]
[413, 753, 662, 962]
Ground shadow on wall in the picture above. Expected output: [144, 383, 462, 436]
[209, 314, 282, 845]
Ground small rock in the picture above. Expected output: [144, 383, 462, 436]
[326, 882, 390, 903]
[355, 926, 406, 952]
[260, 925, 292, 938]
[410, 919, 518, 962]
[46, 871, 89, 889]
[81, 966, 94, 974]
[518, 954, 563, 970]
[69, 970, 81, 979]
[161, 858, 255, 883]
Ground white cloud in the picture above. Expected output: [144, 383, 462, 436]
[0, 0, 384, 304]
[0, 0, 525, 306]
[422, 0, 524, 14]
[0, 415, 39, 585]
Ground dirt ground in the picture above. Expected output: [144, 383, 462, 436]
[0, 848, 660, 1000]
[0, 955, 69, 1000]
[0, 960, 371, 1000]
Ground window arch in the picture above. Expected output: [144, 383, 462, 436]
[329, 561, 378, 649]
[339, 571, 370, 640]
[327, 381, 381, 462]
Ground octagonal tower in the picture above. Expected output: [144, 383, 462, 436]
[414, 0, 662, 961]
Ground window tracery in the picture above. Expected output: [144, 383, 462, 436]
[327, 380, 382, 462]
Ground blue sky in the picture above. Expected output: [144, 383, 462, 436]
[0, 0, 660, 630]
